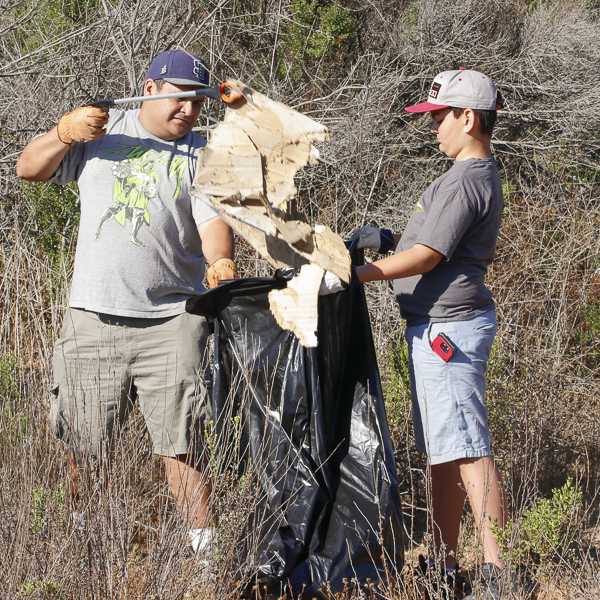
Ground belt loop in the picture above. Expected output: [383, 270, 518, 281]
[426, 321, 434, 347]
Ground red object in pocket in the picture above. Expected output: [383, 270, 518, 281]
[431, 333, 455, 362]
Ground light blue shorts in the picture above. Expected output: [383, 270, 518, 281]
[405, 309, 496, 465]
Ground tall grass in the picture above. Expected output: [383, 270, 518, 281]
[1, 0, 600, 598]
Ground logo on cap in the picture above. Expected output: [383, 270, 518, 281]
[160, 65, 167, 75]
[192, 59, 203, 81]
[429, 82, 441, 99]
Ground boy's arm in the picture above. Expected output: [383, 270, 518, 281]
[356, 244, 443, 282]
[16, 106, 108, 182]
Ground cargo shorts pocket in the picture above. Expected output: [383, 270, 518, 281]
[48, 352, 67, 440]
[48, 308, 77, 441]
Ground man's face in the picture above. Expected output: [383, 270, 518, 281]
[141, 80, 205, 140]
[430, 107, 468, 158]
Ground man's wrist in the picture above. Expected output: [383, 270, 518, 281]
[55, 124, 72, 146]
[209, 257, 235, 267]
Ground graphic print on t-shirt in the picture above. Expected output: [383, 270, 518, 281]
[95, 146, 186, 246]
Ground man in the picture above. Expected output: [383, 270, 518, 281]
[352, 70, 512, 599]
[16, 49, 235, 554]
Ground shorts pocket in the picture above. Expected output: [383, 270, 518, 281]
[48, 341, 68, 439]
[48, 381, 65, 439]
[473, 321, 496, 336]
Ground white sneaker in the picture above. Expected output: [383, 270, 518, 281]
[71, 511, 86, 531]
[188, 527, 215, 554]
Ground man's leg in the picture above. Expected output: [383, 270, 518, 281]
[67, 449, 80, 504]
[163, 454, 211, 528]
[133, 311, 213, 547]
[49, 309, 132, 511]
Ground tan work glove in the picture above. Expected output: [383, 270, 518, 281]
[57, 106, 109, 145]
[206, 258, 237, 289]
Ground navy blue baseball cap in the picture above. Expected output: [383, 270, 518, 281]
[146, 50, 209, 87]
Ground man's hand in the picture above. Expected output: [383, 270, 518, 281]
[199, 218, 235, 288]
[57, 106, 109, 145]
[349, 225, 395, 253]
[16, 107, 108, 181]
[206, 258, 237, 288]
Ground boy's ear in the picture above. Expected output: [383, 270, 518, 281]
[463, 108, 477, 134]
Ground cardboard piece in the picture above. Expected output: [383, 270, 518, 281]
[193, 81, 351, 345]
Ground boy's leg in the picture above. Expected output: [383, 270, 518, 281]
[458, 456, 506, 567]
[430, 457, 506, 568]
[430, 460, 466, 568]
[407, 309, 500, 565]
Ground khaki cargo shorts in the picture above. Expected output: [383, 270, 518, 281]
[49, 307, 211, 457]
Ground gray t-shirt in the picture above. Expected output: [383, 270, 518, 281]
[53, 109, 218, 318]
[393, 157, 503, 324]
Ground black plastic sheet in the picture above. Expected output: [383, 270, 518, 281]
[186, 262, 404, 598]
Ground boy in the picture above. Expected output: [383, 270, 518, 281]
[353, 69, 512, 599]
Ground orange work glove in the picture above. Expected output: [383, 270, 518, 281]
[206, 258, 237, 289]
[57, 106, 109, 145]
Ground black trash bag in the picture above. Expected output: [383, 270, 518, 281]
[186, 262, 404, 598]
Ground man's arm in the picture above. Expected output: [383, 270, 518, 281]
[356, 243, 443, 283]
[199, 217, 233, 263]
[199, 217, 237, 288]
[16, 107, 108, 182]
[16, 128, 72, 182]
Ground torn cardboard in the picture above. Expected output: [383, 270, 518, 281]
[193, 81, 350, 346]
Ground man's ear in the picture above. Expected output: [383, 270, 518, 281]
[143, 79, 155, 96]
[463, 108, 477, 134]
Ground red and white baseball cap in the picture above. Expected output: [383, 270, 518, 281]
[406, 69, 497, 113]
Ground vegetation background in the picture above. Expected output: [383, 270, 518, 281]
[1, 0, 599, 598]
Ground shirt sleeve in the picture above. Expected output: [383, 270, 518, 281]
[51, 141, 86, 185]
[415, 185, 476, 260]
[191, 192, 219, 227]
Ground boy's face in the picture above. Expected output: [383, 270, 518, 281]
[430, 107, 469, 158]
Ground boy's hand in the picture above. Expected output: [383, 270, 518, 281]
[57, 106, 109, 145]
[349, 225, 395, 253]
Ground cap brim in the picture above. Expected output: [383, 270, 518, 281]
[405, 101, 449, 113]
[163, 77, 208, 87]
